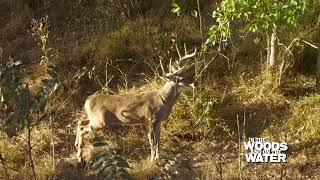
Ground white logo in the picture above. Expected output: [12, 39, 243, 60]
[244, 137, 288, 163]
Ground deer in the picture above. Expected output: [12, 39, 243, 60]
[75, 45, 197, 166]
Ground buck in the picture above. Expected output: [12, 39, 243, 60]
[75, 45, 197, 165]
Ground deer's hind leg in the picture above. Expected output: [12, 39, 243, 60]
[75, 113, 88, 147]
[148, 127, 156, 162]
[76, 120, 92, 165]
[148, 120, 161, 163]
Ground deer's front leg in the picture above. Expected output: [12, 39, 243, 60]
[148, 123, 156, 163]
[154, 121, 161, 160]
[148, 119, 161, 162]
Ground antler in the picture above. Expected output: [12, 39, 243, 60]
[161, 44, 196, 78]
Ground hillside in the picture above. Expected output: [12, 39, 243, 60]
[0, 0, 319, 179]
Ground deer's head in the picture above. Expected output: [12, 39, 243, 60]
[159, 44, 197, 90]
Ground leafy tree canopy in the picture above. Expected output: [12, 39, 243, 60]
[206, 0, 314, 47]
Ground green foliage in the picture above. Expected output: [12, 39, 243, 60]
[206, 0, 314, 47]
[0, 15, 65, 126]
[0, 57, 23, 100]
[0, 57, 23, 90]
[191, 10, 198, 18]
[200, 100, 215, 127]
[35, 65, 67, 112]
[91, 141, 131, 180]
[30, 16, 66, 113]
[0, 57, 65, 127]
[0, 57, 26, 125]
[30, 16, 51, 65]
[171, 0, 182, 16]
[171, 0, 200, 17]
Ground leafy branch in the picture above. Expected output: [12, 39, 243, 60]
[90, 141, 132, 180]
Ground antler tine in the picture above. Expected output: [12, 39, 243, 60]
[164, 67, 185, 78]
[169, 58, 172, 73]
[175, 43, 182, 60]
[180, 48, 197, 61]
[159, 57, 165, 76]
[161, 44, 197, 78]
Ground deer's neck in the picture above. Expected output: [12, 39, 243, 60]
[158, 81, 180, 107]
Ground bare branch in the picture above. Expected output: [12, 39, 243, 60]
[301, 40, 319, 50]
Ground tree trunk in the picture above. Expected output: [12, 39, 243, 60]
[268, 28, 277, 70]
[278, 57, 286, 86]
